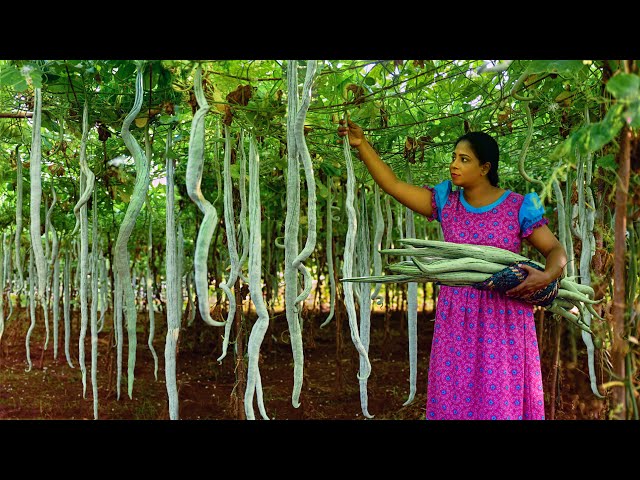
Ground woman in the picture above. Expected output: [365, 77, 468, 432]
[337, 119, 568, 420]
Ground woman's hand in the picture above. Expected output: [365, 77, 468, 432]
[505, 264, 554, 298]
[337, 118, 365, 148]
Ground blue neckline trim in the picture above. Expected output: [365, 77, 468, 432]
[459, 189, 511, 213]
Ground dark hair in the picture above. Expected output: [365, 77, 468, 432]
[455, 131, 500, 187]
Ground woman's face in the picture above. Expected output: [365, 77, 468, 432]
[450, 140, 490, 188]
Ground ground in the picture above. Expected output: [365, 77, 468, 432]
[0, 304, 609, 421]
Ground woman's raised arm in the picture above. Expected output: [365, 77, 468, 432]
[338, 119, 433, 218]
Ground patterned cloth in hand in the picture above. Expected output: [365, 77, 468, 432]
[472, 261, 559, 307]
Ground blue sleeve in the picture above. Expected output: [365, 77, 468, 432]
[519, 192, 549, 237]
[424, 180, 452, 222]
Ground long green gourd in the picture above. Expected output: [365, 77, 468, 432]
[29, 87, 47, 303]
[185, 66, 224, 328]
[43, 190, 51, 267]
[283, 60, 319, 407]
[5, 237, 13, 323]
[42, 194, 50, 351]
[217, 125, 243, 363]
[320, 177, 337, 328]
[563, 169, 576, 278]
[575, 141, 603, 398]
[211, 119, 224, 248]
[403, 170, 418, 406]
[1, 232, 13, 343]
[177, 223, 189, 325]
[411, 257, 509, 275]
[77, 99, 93, 398]
[552, 178, 567, 263]
[2, 233, 8, 288]
[344, 239, 600, 327]
[384, 195, 393, 250]
[114, 61, 152, 398]
[131, 266, 138, 310]
[63, 248, 74, 368]
[244, 134, 271, 420]
[355, 187, 374, 418]
[90, 184, 99, 418]
[383, 195, 393, 311]
[145, 201, 158, 380]
[175, 218, 183, 313]
[5, 234, 13, 327]
[284, 60, 303, 407]
[25, 252, 36, 372]
[113, 257, 125, 400]
[548, 303, 592, 333]
[186, 269, 196, 327]
[0, 232, 4, 345]
[14, 146, 24, 294]
[389, 239, 531, 265]
[291, 60, 318, 273]
[370, 184, 385, 302]
[97, 252, 107, 333]
[112, 237, 122, 392]
[71, 105, 96, 239]
[292, 60, 318, 309]
[284, 61, 309, 399]
[47, 184, 60, 358]
[0, 232, 13, 344]
[1, 232, 11, 342]
[73, 239, 80, 293]
[396, 201, 404, 250]
[144, 129, 158, 381]
[341, 112, 372, 384]
[164, 126, 181, 419]
[236, 130, 249, 283]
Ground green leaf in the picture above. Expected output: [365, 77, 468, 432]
[316, 179, 328, 200]
[585, 120, 621, 152]
[165, 148, 179, 160]
[13, 78, 28, 92]
[40, 111, 60, 134]
[229, 162, 240, 181]
[551, 123, 590, 160]
[626, 99, 640, 128]
[0, 65, 21, 85]
[158, 114, 178, 124]
[605, 73, 640, 101]
[29, 71, 43, 89]
[364, 76, 376, 86]
[319, 161, 341, 178]
[551, 139, 570, 160]
[595, 153, 616, 171]
[525, 60, 586, 77]
[46, 83, 70, 94]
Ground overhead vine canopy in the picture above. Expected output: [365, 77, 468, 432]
[0, 59, 638, 420]
[0, 60, 635, 209]
[0, 61, 619, 186]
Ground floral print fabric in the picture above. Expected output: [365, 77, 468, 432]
[422, 181, 547, 420]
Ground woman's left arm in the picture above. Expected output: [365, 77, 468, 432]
[505, 225, 568, 297]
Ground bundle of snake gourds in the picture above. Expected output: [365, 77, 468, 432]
[341, 238, 602, 335]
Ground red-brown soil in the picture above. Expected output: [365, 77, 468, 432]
[0, 304, 609, 421]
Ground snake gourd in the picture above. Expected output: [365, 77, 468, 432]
[164, 126, 181, 419]
[185, 66, 225, 328]
[244, 134, 271, 420]
[114, 61, 151, 398]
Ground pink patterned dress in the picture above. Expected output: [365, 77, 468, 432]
[424, 180, 549, 420]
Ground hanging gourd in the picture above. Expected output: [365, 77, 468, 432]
[244, 134, 270, 420]
[164, 126, 181, 420]
[283, 60, 318, 407]
[185, 65, 225, 328]
[113, 61, 151, 399]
